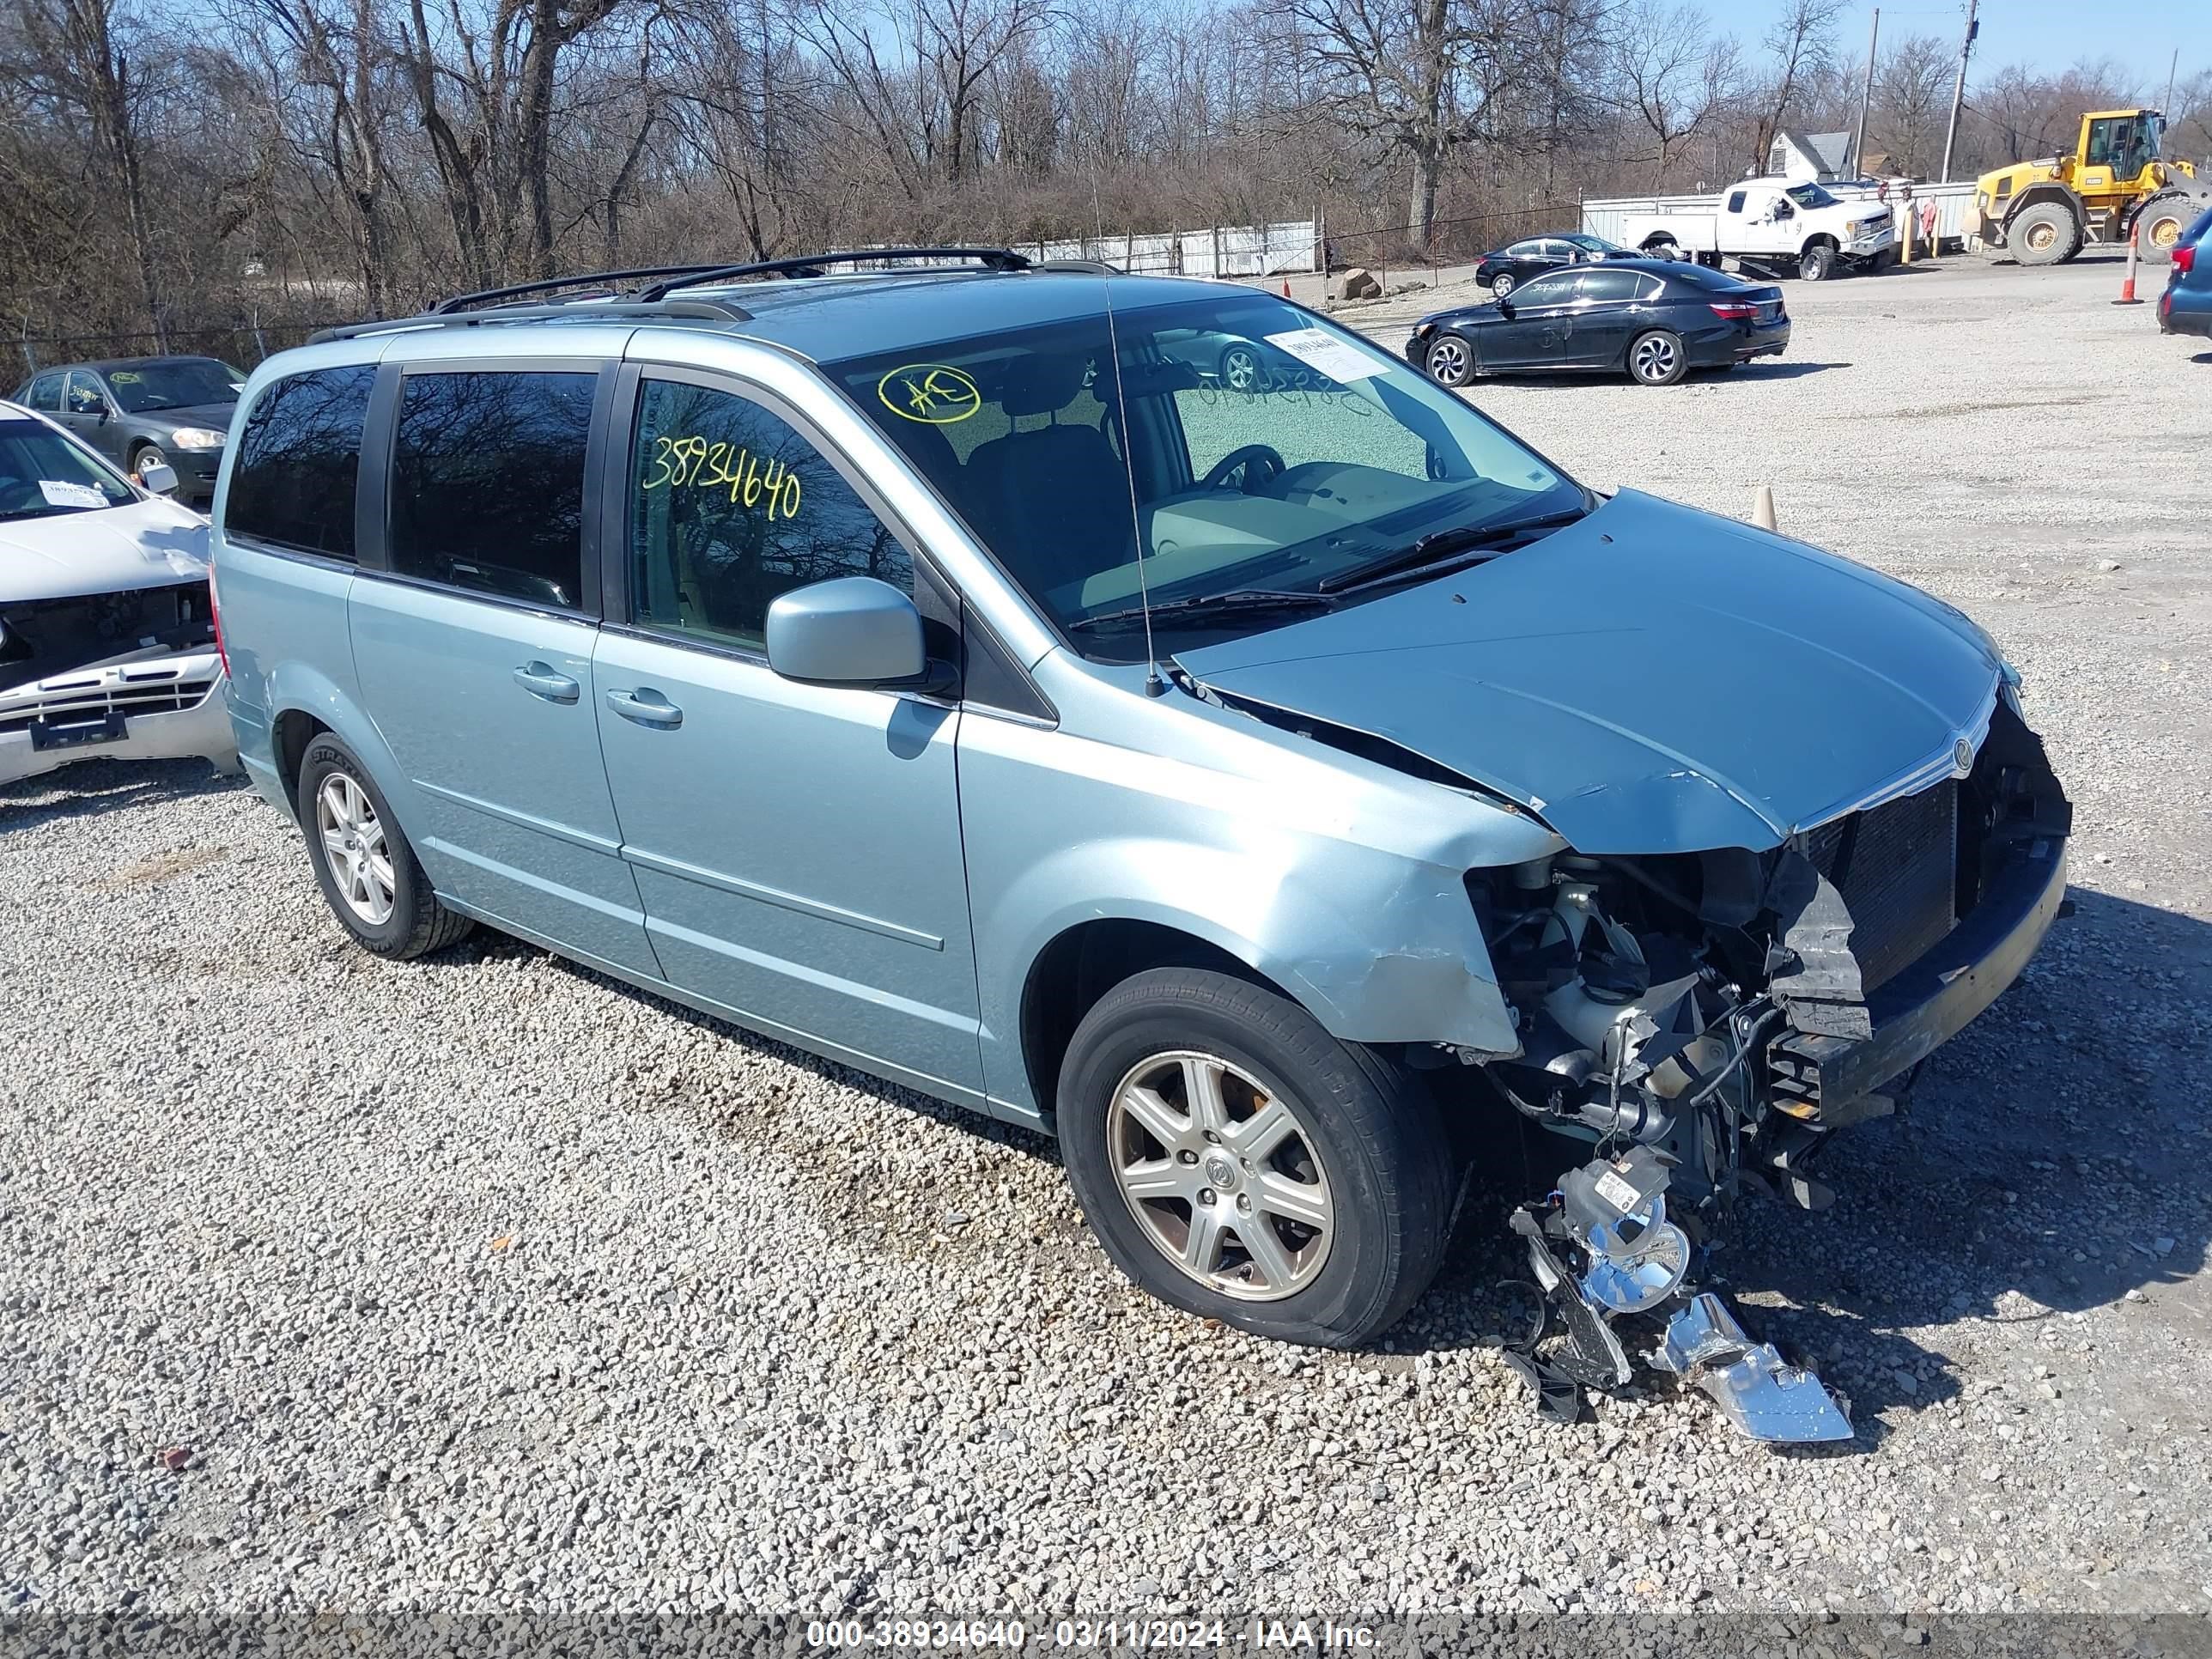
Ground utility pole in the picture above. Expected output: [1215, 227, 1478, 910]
[1939, 0, 1979, 182]
[1852, 9, 1881, 174]
[2162, 47, 2178, 114]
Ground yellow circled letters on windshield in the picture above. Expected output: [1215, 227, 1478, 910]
[877, 363, 981, 425]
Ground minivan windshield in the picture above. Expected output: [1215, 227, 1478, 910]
[827, 291, 1583, 658]
[106, 359, 245, 413]
[0, 417, 135, 522]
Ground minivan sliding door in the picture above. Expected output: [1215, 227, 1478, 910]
[346, 361, 662, 981]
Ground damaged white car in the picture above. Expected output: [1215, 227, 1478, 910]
[0, 399, 235, 787]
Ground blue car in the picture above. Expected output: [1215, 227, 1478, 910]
[2157, 205, 2212, 339]
[210, 249, 2069, 1441]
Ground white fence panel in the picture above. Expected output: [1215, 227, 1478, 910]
[1016, 220, 1317, 277]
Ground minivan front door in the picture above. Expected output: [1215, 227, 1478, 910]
[347, 362, 662, 980]
[592, 370, 985, 1102]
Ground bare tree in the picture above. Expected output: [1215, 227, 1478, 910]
[1869, 33, 1949, 176]
[1747, 0, 1844, 176]
[9, 0, 167, 343]
[1613, 0, 1735, 190]
[1272, 0, 1534, 247]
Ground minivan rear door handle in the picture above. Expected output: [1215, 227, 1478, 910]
[512, 662, 580, 703]
[605, 687, 683, 729]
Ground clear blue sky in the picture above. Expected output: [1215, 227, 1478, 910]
[1730, 0, 2210, 97]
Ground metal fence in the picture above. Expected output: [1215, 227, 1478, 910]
[13, 318, 332, 377]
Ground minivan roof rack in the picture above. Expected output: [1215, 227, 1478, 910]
[431, 263, 743, 315]
[634, 246, 1031, 301]
[307, 297, 751, 345]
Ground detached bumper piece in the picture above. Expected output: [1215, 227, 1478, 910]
[1650, 1292, 1851, 1443]
[1503, 1146, 1852, 1445]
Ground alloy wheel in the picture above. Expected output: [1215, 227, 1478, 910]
[1632, 334, 1680, 382]
[1426, 336, 1472, 386]
[1105, 1050, 1334, 1302]
[316, 771, 395, 927]
[1491, 273, 1516, 298]
[1220, 346, 1260, 392]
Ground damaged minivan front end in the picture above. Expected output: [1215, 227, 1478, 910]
[1178, 492, 2072, 1443]
[1462, 698, 2068, 1440]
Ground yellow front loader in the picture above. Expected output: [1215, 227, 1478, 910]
[1975, 108, 2211, 265]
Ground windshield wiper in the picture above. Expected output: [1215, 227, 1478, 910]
[1316, 507, 1588, 595]
[1066, 587, 1340, 634]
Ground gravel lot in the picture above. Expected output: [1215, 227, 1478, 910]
[4, 254, 2210, 1642]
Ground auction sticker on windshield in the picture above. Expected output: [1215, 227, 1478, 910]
[1264, 328, 1385, 381]
[40, 480, 108, 509]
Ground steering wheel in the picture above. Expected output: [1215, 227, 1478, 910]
[0, 477, 47, 515]
[1201, 443, 1286, 494]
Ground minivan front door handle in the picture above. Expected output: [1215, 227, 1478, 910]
[512, 662, 580, 703]
[605, 687, 684, 729]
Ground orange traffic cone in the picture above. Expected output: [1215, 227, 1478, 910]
[2114, 223, 2143, 306]
[1281, 278, 1292, 299]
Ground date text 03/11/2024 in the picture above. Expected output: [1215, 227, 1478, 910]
[802, 1620, 1380, 1650]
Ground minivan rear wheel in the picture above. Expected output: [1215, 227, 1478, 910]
[297, 736, 474, 959]
[1056, 967, 1455, 1347]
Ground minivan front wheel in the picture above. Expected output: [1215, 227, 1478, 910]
[296, 736, 474, 959]
[1057, 968, 1454, 1347]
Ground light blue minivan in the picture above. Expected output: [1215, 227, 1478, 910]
[213, 250, 2069, 1440]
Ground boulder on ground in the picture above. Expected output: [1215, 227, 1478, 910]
[1336, 266, 1381, 301]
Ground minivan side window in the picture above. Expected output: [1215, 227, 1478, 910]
[226, 364, 377, 561]
[388, 370, 595, 611]
[626, 378, 914, 653]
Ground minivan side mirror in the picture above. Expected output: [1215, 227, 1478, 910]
[138, 461, 179, 496]
[765, 575, 937, 689]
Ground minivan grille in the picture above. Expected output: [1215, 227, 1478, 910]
[1804, 781, 1959, 993]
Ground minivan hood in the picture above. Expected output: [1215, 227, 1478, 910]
[1176, 489, 2002, 854]
[0, 496, 211, 604]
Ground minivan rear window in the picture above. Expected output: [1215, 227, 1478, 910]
[388, 370, 595, 612]
[227, 365, 376, 561]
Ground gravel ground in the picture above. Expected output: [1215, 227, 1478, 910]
[3, 254, 2210, 1645]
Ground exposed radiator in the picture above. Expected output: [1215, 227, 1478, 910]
[1804, 781, 1959, 994]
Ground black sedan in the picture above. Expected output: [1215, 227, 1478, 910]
[1473, 232, 1632, 299]
[10, 356, 243, 505]
[1407, 260, 1789, 387]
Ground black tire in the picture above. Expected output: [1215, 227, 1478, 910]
[1056, 967, 1455, 1348]
[1489, 271, 1516, 298]
[1218, 343, 1261, 393]
[295, 735, 474, 960]
[1798, 243, 1834, 281]
[1626, 328, 1687, 386]
[2009, 201, 2080, 267]
[1642, 237, 1678, 262]
[1424, 331, 1474, 387]
[129, 441, 169, 479]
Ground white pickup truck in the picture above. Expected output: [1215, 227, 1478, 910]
[1618, 178, 1896, 280]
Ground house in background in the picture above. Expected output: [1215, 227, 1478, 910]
[1767, 131, 1855, 181]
